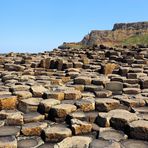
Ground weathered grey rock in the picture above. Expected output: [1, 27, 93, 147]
[13, 91, 32, 100]
[2, 74, 18, 82]
[30, 85, 48, 97]
[99, 127, 128, 141]
[66, 111, 86, 124]
[124, 78, 139, 84]
[73, 61, 83, 68]
[0, 136, 17, 148]
[96, 109, 138, 129]
[67, 71, 79, 79]
[0, 126, 20, 137]
[6, 112, 23, 126]
[123, 82, 140, 88]
[40, 58, 51, 69]
[109, 109, 139, 130]
[95, 112, 110, 127]
[74, 76, 92, 85]
[84, 85, 104, 92]
[95, 98, 120, 112]
[85, 111, 98, 123]
[10, 85, 30, 92]
[82, 92, 95, 98]
[49, 104, 77, 118]
[42, 125, 72, 142]
[21, 122, 48, 136]
[0, 91, 11, 96]
[123, 88, 141, 94]
[20, 75, 35, 81]
[120, 98, 145, 107]
[71, 119, 92, 135]
[54, 136, 92, 148]
[43, 91, 64, 100]
[23, 112, 45, 123]
[18, 97, 43, 113]
[39, 99, 61, 113]
[17, 136, 44, 148]
[113, 22, 148, 30]
[89, 139, 121, 148]
[0, 109, 22, 120]
[64, 90, 82, 100]
[128, 120, 148, 140]
[111, 76, 126, 82]
[92, 77, 110, 85]
[106, 81, 123, 91]
[38, 143, 54, 148]
[140, 77, 148, 89]
[139, 114, 148, 122]
[132, 106, 148, 114]
[94, 90, 112, 98]
[5, 63, 25, 71]
[75, 98, 95, 112]
[120, 139, 148, 148]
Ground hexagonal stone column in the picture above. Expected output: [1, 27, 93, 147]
[64, 90, 82, 100]
[18, 97, 42, 113]
[42, 125, 72, 142]
[54, 136, 92, 148]
[74, 76, 92, 85]
[106, 81, 123, 95]
[49, 104, 77, 119]
[70, 119, 92, 135]
[95, 98, 120, 112]
[128, 120, 148, 140]
[21, 122, 47, 136]
[0, 95, 17, 110]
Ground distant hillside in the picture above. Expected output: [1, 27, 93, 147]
[59, 22, 148, 48]
[81, 22, 148, 47]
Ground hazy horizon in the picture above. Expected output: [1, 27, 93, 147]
[0, 0, 148, 53]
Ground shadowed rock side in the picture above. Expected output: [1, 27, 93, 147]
[0, 44, 148, 147]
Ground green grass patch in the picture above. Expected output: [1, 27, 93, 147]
[122, 34, 148, 46]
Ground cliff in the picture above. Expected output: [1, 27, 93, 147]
[81, 22, 148, 47]
[112, 22, 148, 30]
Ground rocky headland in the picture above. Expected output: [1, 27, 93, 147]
[61, 22, 148, 48]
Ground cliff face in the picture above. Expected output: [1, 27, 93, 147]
[112, 22, 148, 30]
[81, 22, 148, 46]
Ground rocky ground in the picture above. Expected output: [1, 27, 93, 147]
[0, 45, 148, 148]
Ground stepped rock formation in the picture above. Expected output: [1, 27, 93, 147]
[0, 43, 148, 147]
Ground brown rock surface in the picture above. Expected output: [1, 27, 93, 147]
[21, 122, 48, 136]
[0, 95, 18, 110]
[70, 118, 92, 135]
[42, 125, 72, 142]
[95, 98, 120, 112]
[54, 136, 92, 148]
[49, 104, 77, 118]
